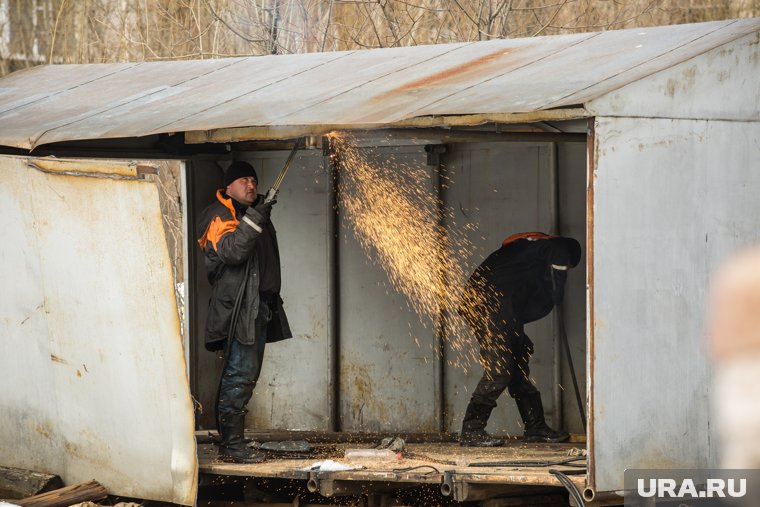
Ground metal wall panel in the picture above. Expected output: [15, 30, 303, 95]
[338, 146, 438, 432]
[591, 117, 760, 492]
[587, 32, 760, 121]
[241, 150, 331, 430]
[442, 142, 559, 435]
[0, 155, 197, 505]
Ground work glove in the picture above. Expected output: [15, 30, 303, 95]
[252, 199, 275, 222]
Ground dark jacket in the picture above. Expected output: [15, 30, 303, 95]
[463, 232, 580, 325]
[197, 190, 292, 351]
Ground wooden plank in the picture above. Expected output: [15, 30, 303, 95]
[0, 467, 63, 500]
[195, 430, 458, 445]
[16, 480, 107, 507]
[198, 442, 587, 489]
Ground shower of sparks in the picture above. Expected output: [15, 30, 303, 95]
[328, 132, 512, 374]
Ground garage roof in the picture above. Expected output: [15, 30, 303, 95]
[0, 17, 757, 149]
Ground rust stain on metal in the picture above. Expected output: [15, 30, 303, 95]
[35, 423, 52, 438]
[377, 48, 514, 100]
[50, 354, 67, 364]
[27, 157, 139, 178]
[342, 354, 392, 428]
[586, 116, 596, 493]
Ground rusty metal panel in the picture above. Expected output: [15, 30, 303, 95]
[422, 19, 758, 116]
[32, 52, 353, 148]
[591, 117, 760, 493]
[0, 58, 243, 148]
[259, 33, 595, 126]
[338, 146, 438, 432]
[0, 19, 756, 149]
[587, 30, 760, 121]
[0, 155, 197, 505]
[160, 43, 471, 135]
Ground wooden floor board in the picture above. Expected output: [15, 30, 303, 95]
[198, 440, 587, 489]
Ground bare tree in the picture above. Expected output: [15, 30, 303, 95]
[1, 0, 757, 75]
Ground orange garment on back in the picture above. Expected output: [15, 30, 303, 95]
[198, 190, 239, 251]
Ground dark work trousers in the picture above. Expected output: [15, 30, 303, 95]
[462, 313, 540, 432]
[218, 296, 272, 428]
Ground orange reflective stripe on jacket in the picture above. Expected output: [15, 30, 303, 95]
[198, 190, 238, 251]
[501, 231, 557, 246]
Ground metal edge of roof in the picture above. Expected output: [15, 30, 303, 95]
[183, 108, 591, 144]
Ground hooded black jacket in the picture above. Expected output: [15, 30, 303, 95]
[464, 233, 580, 325]
[197, 190, 292, 351]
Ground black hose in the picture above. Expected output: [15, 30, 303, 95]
[469, 456, 587, 468]
[557, 309, 587, 432]
[550, 469, 586, 507]
[214, 258, 251, 435]
[392, 465, 441, 474]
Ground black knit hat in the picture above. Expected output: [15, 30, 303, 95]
[223, 161, 258, 187]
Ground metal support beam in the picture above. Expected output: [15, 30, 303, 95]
[427, 144, 448, 434]
[549, 141, 564, 432]
[324, 136, 340, 432]
[340, 129, 586, 147]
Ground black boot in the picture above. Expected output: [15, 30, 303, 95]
[515, 392, 569, 443]
[459, 401, 504, 447]
[218, 414, 267, 464]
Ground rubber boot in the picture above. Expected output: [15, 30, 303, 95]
[218, 414, 267, 464]
[459, 401, 504, 447]
[515, 392, 569, 443]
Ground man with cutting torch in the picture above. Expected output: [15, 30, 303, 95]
[459, 232, 581, 447]
[197, 160, 292, 463]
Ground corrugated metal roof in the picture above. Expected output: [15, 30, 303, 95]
[0, 18, 758, 149]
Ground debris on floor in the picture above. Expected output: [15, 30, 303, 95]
[303, 460, 364, 472]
